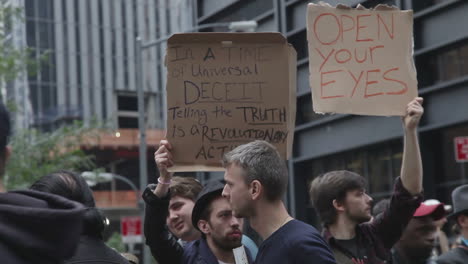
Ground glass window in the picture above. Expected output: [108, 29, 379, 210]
[412, 0, 452, 12]
[40, 57, 51, 83]
[304, 140, 403, 199]
[25, 0, 35, 18]
[118, 95, 138, 111]
[118, 117, 138, 128]
[323, 154, 346, 172]
[37, 22, 50, 49]
[416, 41, 468, 87]
[37, 0, 51, 20]
[26, 20, 36, 47]
[460, 45, 468, 76]
[201, 0, 273, 25]
[345, 151, 365, 177]
[391, 141, 403, 179]
[368, 147, 392, 194]
[441, 49, 460, 82]
[29, 83, 39, 114]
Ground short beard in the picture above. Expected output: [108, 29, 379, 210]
[347, 210, 371, 224]
[211, 234, 242, 251]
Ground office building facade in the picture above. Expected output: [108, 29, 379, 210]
[194, 0, 468, 226]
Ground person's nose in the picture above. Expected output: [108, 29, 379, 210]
[366, 193, 373, 204]
[168, 210, 178, 220]
[222, 184, 230, 198]
[230, 216, 240, 228]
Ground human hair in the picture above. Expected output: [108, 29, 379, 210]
[198, 191, 222, 223]
[30, 170, 105, 239]
[197, 192, 222, 239]
[309, 170, 366, 226]
[222, 140, 288, 201]
[0, 102, 10, 176]
[169, 176, 202, 201]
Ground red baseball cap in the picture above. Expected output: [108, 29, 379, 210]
[413, 200, 446, 220]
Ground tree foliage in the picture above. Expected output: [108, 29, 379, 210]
[5, 121, 102, 190]
[0, 3, 38, 83]
[105, 232, 126, 253]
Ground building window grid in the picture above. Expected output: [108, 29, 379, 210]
[417, 41, 468, 87]
[305, 141, 403, 199]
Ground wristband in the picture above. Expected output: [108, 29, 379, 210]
[157, 177, 172, 185]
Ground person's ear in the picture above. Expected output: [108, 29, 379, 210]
[250, 180, 262, 201]
[198, 220, 210, 235]
[333, 199, 346, 213]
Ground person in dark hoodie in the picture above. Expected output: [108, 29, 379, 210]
[0, 101, 85, 264]
[30, 170, 130, 264]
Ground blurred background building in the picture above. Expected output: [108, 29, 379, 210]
[1, 0, 468, 262]
[191, 0, 468, 228]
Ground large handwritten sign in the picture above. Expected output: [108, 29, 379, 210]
[166, 33, 296, 171]
[307, 3, 417, 116]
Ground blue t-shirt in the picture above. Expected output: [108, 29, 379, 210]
[255, 220, 336, 264]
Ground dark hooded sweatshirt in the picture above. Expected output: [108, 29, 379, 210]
[0, 189, 85, 264]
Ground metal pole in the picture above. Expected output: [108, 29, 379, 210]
[136, 37, 147, 200]
[135, 36, 151, 264]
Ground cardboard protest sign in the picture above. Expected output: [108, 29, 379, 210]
[306, 3, 418, 116]
[165, 33, 297, 171]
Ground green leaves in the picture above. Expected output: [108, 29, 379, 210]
[4, 121, 103, 190]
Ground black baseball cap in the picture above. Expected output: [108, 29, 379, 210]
[191, 179, 225, 231]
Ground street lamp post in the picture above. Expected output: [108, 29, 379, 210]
[135, 21, 257, 264]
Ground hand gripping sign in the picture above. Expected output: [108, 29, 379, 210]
[306, 3, 418, 116]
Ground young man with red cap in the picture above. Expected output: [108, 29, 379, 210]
[391, 200, 447, 264]
[437, 184, 468, 264]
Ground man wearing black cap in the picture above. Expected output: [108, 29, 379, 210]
[392, 200, 447, 264]
[0, 102, 85, 263]
[437, 184, 468, 264]
[143, 139, 253, 264]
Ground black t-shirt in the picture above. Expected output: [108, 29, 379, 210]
[334, 237, 367, 263]
[255, 220, 336, 264]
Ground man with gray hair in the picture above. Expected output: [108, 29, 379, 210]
[222, 140, 336, 264]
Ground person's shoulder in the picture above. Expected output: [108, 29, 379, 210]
[283, 221, 335, 263]
[285, 220, 322, 239]
[279, 220, 329, 249]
